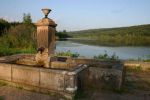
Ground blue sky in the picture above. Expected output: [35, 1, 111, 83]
[0, 0, 150, 31]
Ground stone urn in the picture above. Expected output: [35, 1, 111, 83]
[42, 8, 51, 18]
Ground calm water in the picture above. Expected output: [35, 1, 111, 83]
[56, 41, 150, 60]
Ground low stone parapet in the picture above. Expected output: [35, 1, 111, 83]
[0, 63, 88, 100]
[73, 58, 124, 90]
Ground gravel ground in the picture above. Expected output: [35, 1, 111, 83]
[0, 86, 63, 100]
[1, 86, 150, 100]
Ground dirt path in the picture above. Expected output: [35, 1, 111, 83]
[1, 86, 150, 100]
[0, 86, 63, 100]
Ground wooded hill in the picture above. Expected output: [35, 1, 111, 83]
[67, 24, 150, 46]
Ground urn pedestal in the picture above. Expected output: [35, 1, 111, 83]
[35, 9, 57, 55]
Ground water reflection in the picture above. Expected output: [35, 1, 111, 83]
[56, 41, 150, 60]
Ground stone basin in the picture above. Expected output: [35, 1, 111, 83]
[0, 54, 78, 70]
[0, 54, 124, 99]
[0, 59, 88, 100]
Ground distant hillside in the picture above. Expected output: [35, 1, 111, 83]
[67, 24, 150, 46]
[68, 24, 150, 37]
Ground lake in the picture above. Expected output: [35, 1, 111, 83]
[56, 40, 150, 60]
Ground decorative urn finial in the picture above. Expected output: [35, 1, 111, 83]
[42, 8, 51, 18]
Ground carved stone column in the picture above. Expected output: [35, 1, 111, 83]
[35, 8, 57, 55]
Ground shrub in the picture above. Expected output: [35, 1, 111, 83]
[0, 24, 36, 56]
[56, 50, 80, 58]
[0, 18, 10, 35]
[94, 51, 119, 60]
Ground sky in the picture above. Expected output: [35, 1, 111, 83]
[0, 0, 150, 31]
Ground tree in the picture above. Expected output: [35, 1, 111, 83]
[0, 18, 10, 35]
[23, 13, 32, 24]
[63, 30, 67, 33]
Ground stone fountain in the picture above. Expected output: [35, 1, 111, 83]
[0, 8, 124, 100]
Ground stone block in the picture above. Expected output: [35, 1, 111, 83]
[0, 63, 11, 81]
[12, 65, 40, 86]
[40, 69, 65, 91]
[50, 56, 77, 70]
[51, 61, 70, 69]
[86, 67, 123, 89]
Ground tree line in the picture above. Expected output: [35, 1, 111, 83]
[67, 25, 150, 46]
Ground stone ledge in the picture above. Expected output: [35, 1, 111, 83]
[0, 63, 87, 100]
[0, 63, 12, 81]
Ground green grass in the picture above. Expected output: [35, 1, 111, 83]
[0, 81, 7, 87]
[126, 66, 142, 72]
[93, 51, 119, 60]
[143, 59, 150, 62]
[56, 50, 80, 58]
[74, 90, 89, 100]
[0, 96, 4, 100]
[0, 47, 36, 56]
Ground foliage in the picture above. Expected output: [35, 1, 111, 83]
[23, 13, 32, 24]
[0, 24, 36, 48]
[10, 21, 21, 27]
[94, 51, 119, 60]
[0, 19, 10, 35]
[56, 30, 71, 39]
[0, 14, 36, 56]
[144, 59, 150, 62]
[143, 55, 150, 62]
[0, 81, 7, 87]
[67, 24, 150, 46]
[56, 50, 80, 58]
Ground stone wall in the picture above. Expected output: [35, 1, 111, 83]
[74, 58, 124, 90]
[0, 63, 87, 100]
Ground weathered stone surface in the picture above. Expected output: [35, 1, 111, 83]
[87, 67, 123, 89]
[0, 62, 85, 100]
[40, 69, 65, 91]
[0, 58, 124, 99]
[35, 48, 50, 68]
[74, 58, 123, 70]
[73, 58, 124, 89]
[35, 9, 57, 55]
[0, 63, 11, 81]
[16, 59, 37, 66]
[12, 65, 40, 86]
[50, 56, 77, 70]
